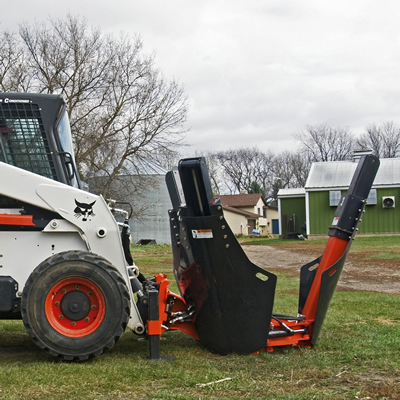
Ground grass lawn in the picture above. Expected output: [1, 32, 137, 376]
[240, 234, 400, 259]
[0, 239, 399, 399]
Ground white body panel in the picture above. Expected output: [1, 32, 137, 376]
[0, 162, 143, 332]
[0, 231, 87, 286]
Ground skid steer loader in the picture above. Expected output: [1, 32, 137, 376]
[0, 92, 380, 360]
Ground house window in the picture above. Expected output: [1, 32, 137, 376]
[258, 207, 261, 215]
[263, 208, 267, 218]
[366, 189, 377, 205]
[329, 190, 341, 206]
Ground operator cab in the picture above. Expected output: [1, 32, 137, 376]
[0, 93, 80, 188]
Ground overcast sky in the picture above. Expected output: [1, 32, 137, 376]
[3, 1, 400, 155]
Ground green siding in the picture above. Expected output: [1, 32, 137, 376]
[280, 197, 306, 236]
[309, 188, 400, 235]
[309, 191, 336, 235]
[359, 188, 400, 233]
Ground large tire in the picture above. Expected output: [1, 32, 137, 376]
[21, 250, 130, 361]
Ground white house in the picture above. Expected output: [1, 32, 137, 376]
[218, 193, 279, 235]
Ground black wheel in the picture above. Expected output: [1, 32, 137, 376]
[21, 250, 130, 361]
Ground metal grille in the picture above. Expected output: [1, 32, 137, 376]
[0, 102, 57, 179]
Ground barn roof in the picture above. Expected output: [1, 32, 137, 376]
[277, 188, 306, 197]
[305, 158, 400, 189]
[133, 159, 168, 175]
[93, 158, 168, 177]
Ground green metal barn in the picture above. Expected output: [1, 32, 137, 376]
[278, 157, 400, 237]
[277, 188, 306, 238]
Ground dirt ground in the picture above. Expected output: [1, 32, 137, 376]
[242, 244, 400, 294]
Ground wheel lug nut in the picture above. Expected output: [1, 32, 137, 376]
[85, 317, 90, 322]
[59, 315, 64, 319]
[75, 285, 80, 290]
[91, 305, 96, 310]
[61, 289, 66, 294]
[71, 322, 76, 326]
[55, 301, 60, 306]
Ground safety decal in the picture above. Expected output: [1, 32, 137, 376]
[74, 200, 96, 221]
[331, 216, 339, 226]
[192, 229, 213, 239]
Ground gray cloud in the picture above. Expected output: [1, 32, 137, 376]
[3, 0, 400, 155]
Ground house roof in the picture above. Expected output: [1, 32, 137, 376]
[218, 193, 266, 207]
[222, 205, 260, 219]
[305, 158, 400, 189]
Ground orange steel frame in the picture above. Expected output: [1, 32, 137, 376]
[149, 155, 379, 354]
[150, 234, 351, 352]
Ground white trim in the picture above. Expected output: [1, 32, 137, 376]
[306, 186, 349, 192]
[305, 191, 310, 236]
[370, 184, 400, 189]
[278, 197, 282, 236]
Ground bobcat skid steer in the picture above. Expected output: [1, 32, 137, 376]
[0, 93, 380, 360]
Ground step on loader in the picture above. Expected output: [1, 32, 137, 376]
[0, 92, 380, 360]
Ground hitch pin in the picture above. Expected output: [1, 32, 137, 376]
[170, 315, 191, 324]
[170, 305, 195, 318]
[169, 309, 195, 325]
[170, 311, 186, 317]
[278, 319, 294, 334]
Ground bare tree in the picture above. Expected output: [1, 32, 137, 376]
[213, 147, 277, 199]
[0, 15, 188, 200]
[0, 31, 31, 91]
[295, 124, 355, 162]
[272, 151, 296, 189]
[151, 147, 183, 171]
[357, 122, 400, 158]
[274, 151, 311, 188]
[215, 147, 269, 194]
[267, 151, 311, 204]
[291, 151, 312, 187]
[208, 147, 310, 203]
[251, 149, 275, 194]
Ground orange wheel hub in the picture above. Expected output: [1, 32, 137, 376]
[45, 277, 106, 337]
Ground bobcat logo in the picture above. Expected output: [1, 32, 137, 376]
[74, 200, 96, 221]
